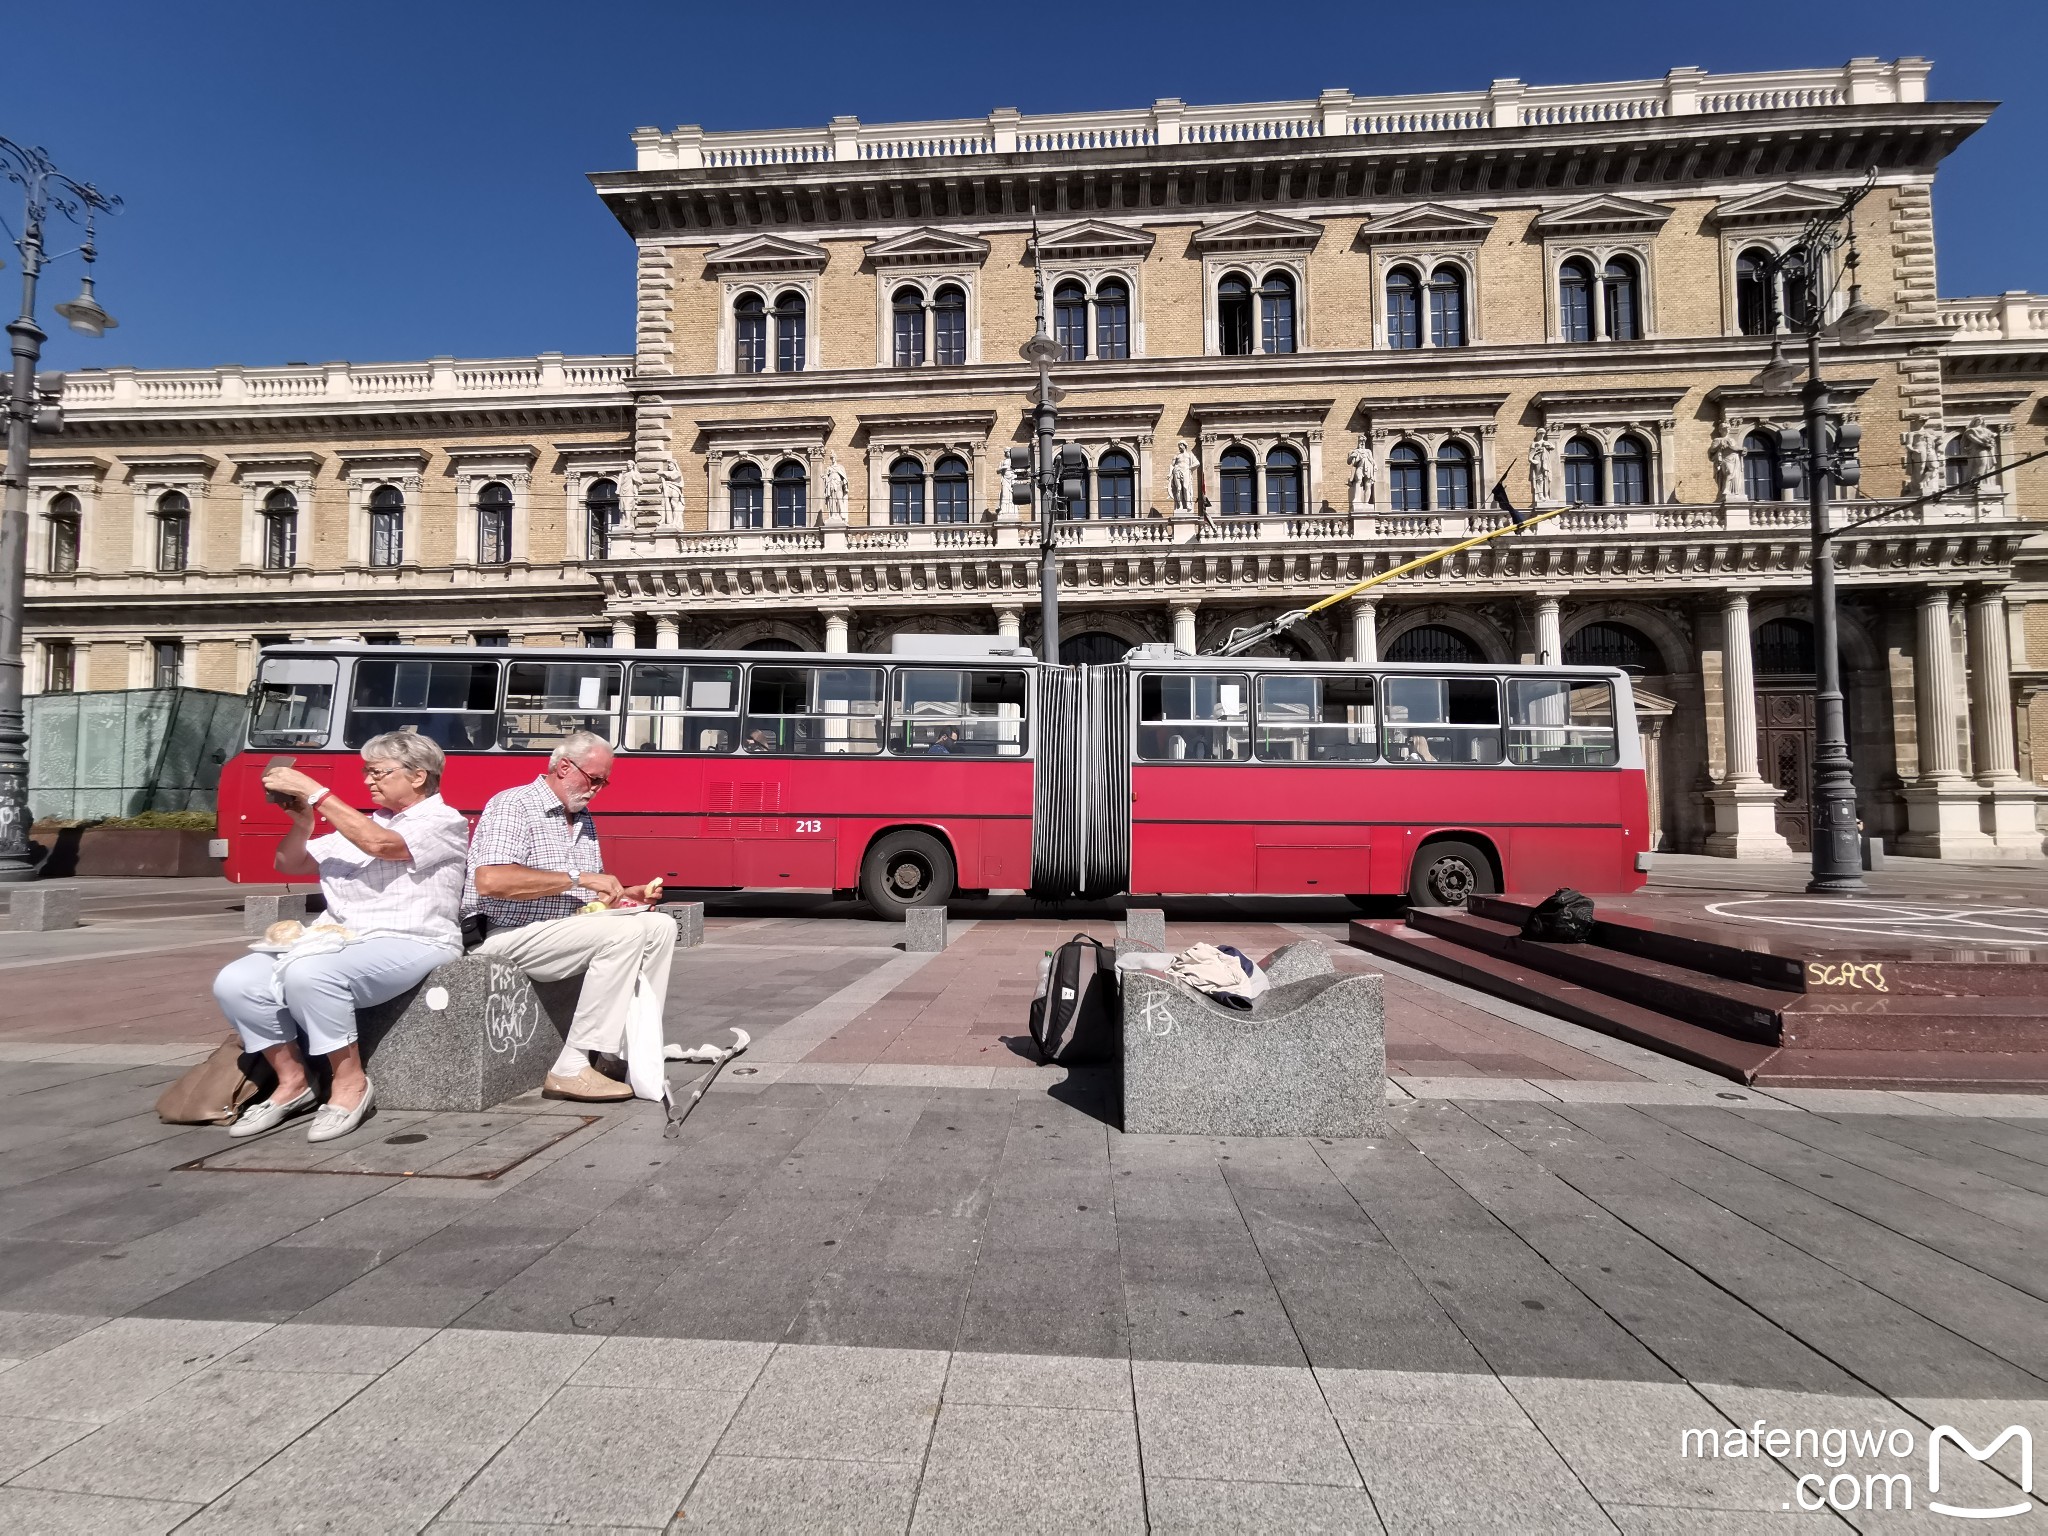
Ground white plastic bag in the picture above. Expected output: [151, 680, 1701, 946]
[623, 974, 670, 1105]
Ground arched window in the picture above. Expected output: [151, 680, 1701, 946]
[584, 479, 619, 560]
[1755, 617, 1816, 676]
[888, 456, 926, 525]
[1565, 621, 1660, 674]
[1385, 266, 1421, 351]
[1217, 272, 1254, 356]
[1736, 248, 1774, 336]
[1559, 259, 1594, 344]
[1563, 436, 1603, 506]
[1742, 432, 1782, 503]
[1218, 446, 1257, 517]
[773, 290, 806, 373]
[932, 284, 967, 366]
[932, 455, 971, 524]
[1060, 631, 1133, 666]
[368, 484, 404, 567]
[1096, 449, 1136, 519]
[1428, 265, 1466, 348]
[155, 490, 190, 573]
[47, 492, 80, 575]
[734, 293, 767, 375]
[1602, 256, 1641, 341]
[1260, 270, 1297, 354]
[771, 460, 808, 528]
[1386, 624, 1482, 664]
[1610, 435, 1650, 506]
[1264, 446, 1302, 517]
[1434, 441, 1474, 511]
[1054, 280, 1088, 362]
[1781, 251, 1812, 331]
[476, 481, 513, 565]
[1095, 278, 1130, 360]
[1945, 435, 1969, 490]
[1388, 442, 1427, 511]
[892, 286, 925, 367]
[262, 487, 298, 570]
[729, 463, 764, 529]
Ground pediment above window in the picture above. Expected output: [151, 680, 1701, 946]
[1052, 402, 1165, 441]
[1707, 183, 1851, 230]
[1189, 210, 1324, 254]
[1033, 220, 1157, 262]
[1707, 378, 1874, 422]
[701, 234, 831, 274]
[230, 452, 323, 481]
[856, 408, 998, 448]
[1532, 194, 1675, 236]
[1356, 392, 1510, 434]
[696, 415, 835, 455]
[1531, 388, 1688, 430]
[864, 227, 991, 268]
[1190, 397, 1335, 438]
[1356, 203, 1497, 244]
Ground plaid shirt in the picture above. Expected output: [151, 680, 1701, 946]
[462, 777, 606, 929]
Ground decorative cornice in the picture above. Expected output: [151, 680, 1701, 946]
[1050, 402, 1166, 437]
[1189, 209, 1325, 254]
[1939, 387, 2035, 417]
[444, 445, 540, 470]
[865, 227, 992, 268]
[1189, 397, 1336, 434]
[1032, 219, 1158, 261]
[1355, 203, 1498, 244]
[334, 447, 432, 475]
[701, 233, 832, 274]
[694, 414, 836, 448]
[1532, 193, 1676, 235]
[119, 451, 217, 476]
[229, 451, 324, 479]
[1356, 392, 1511, 429]
[855, 408, 998, 441]
[1707, 378, 1875, 415]
[1706, 182, 1851, 229]
[1531, 386, 1690, 424]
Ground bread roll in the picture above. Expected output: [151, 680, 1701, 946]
[265, 919, 305, 945]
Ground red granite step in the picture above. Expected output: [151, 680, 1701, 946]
[1778, 995, 2048, 1053]
[1347, 919, 1778, 1085]
[1472, 894, 1807, 991]
[1755, 1048, 2048, 1093]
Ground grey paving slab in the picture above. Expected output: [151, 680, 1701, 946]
[0, 1486, 200, 1534]
[787, 1265, 971, 1351]
[175, 1420, 505, 1536]
[1145, 1476, 1387, 1535]
[911, 1402, 1144, 1533]
[1339, 1419, 1611, 1534]
[717, 1342, 948, 1463]
[321, 1327, 600, 1445]
[219, 1321, 435, 1376]
[678, 1453, 919, 1535]
[133, 1241, 391, 1323]
[956, 1246, 1129, 1359]
[1602, 1507, 1806, 1532]
[0, 1311, 111, 1361]
[942, 1350, 1133, 1411]
[0, 1316, 269, 1425]
[1740, 1108, 2048, 1232]
[443, 1383, 739, 1528]
[1316, 1366, 1533, 1428]
[1132, 1360, 1361, 1488]
[12, 1365, 372, 1504]
[570, 1336, 773, 1395]
[0, 1413, 93, 1481]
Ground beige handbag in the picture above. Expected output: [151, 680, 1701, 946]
[155, 1037, 270, 1125]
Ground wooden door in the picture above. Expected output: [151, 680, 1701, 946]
[1758, 690, 1814, 851]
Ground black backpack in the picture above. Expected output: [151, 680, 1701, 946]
[1029, 935, 1119, 1065]
[1522, 887, 1596, 943]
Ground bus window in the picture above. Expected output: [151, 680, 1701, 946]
[743, 666, 883, 755]
[1381, 676, 1502, 764]
[626, 663, 740, 753]
[250, 657, 338, 749]
[891, 669, 1028, 756]
[1137, 673, 1251, 762]
[1508, 678, 1617, 766]
[500, 661, 623, 749]
[346, 658, 500, 749]
[1255, 674, 1377, 762]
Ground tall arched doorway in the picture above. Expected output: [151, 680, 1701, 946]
[743, 638, 804, 653]
[1385, 624, 1483, 665]
[1754, 617, 1816, 850]
[1060, 631, 1132, 666]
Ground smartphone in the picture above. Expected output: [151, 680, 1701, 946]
[263, 755, 299, 808]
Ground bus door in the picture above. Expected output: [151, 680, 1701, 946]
[1247, 671, 1374, 894]
[620, 659, 743, 886]
[1128, 670, 1257, 893]
[719, 663, 886, 888]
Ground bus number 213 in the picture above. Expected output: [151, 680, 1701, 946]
[795, 819, 822, 833]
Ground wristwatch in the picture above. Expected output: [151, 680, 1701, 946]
[305, 786, 331, 810]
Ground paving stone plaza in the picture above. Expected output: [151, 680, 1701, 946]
[0, 858, 2043, 1531]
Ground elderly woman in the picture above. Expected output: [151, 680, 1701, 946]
[210, 731, 470, 1142]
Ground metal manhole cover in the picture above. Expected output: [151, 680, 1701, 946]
[175, 1111, 599, 1179]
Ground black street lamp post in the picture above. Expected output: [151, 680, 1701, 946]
[0, 138, 120, 883]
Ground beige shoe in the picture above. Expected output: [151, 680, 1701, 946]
[542, 1065, 634, 1102]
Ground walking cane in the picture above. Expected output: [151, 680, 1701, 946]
[662, 1028, 750, 1140]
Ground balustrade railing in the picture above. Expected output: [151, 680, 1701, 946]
[60, 354, 632, 412]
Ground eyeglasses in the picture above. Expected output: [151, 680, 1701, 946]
[565, 758, 611, 791]
[363, 765, 406, 782]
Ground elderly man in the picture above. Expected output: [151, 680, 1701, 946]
[464, 730, 676, 1102]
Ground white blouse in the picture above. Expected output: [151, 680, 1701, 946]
[306, 793, 470, 950]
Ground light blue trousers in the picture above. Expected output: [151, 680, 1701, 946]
[213, 937, 455, 1057]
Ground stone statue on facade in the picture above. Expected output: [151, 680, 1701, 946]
[1346, 436, 1376, 514]
[821, 453, 850, 526]
[1527, 426, 1560, 506]
[994, 453, 1018, 518]
[1901, 416, 1944, 500]
[613, 461, 639, 528]
[655, 455, 687, 527]
[1961, 417, 1999, 490]
[1168, 440, 1198, 517]
[1708, 424, 1743, 503]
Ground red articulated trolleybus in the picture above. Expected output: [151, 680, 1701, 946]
[219, 637, 1650, 915]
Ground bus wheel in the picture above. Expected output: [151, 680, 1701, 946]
[860, 830, 956, 917]
[1409, 840, 1495, 909]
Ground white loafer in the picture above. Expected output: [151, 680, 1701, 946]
[307, 1079, 376, 1143]
[228, 1087, 316, 1138]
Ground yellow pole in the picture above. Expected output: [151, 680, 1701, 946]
[1301, 504, 1569, 618]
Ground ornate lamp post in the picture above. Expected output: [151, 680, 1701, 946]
[0, 138, 120, 883]
[1751, 176, 1886, 894]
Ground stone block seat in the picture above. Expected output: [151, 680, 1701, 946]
[1120, 942, 1386, 1137]
[355, 955, 579, 1113]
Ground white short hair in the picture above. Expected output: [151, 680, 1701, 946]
[360, 729, 445, 789]
[548, 730, 612, 770]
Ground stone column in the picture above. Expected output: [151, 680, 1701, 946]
[994, 606, 1021, 644]
[823, 607, 850, 654]
[1967, 586, 2041, 855]
[1533, 593, 1563, 666]
[1901, 584, 1997, 857]
[611, 616, 634, 649]
[1704, 588, 1793, 858]
[1171, 603, 1199, 654]
[1348, 597, 1378, 664]
[653, 616, 680, 650]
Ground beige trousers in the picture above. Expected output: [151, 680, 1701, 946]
[476, 909, 677, 1054]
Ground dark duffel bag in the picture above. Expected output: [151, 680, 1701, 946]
[1029, 935, 1119, 1065]
[1522, 887, 1596, 943]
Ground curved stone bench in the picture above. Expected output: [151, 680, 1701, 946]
[1120, 942, 1386, 1138]
[355, 955, 580, 1113]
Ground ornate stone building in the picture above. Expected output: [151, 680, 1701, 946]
[24, 58, 2048, 858]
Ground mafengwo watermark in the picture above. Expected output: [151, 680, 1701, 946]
[1680, 1419, 2033, 1518]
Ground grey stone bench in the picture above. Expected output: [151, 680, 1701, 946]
[1120, 942, 1387, 1138]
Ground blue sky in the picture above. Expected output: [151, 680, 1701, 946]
[7, 0, 2043, 373]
